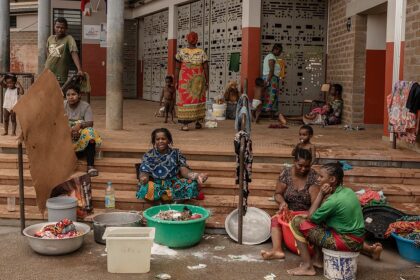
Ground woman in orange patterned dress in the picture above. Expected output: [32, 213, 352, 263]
[174, 32, 209, 131]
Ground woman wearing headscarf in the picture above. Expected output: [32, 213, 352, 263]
[174, 32, 209, 131]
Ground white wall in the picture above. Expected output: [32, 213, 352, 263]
[366, 13, 386, 50]
[81, 0, 107, 44]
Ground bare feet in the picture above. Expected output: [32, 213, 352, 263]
[371, 243, 383, 261]
[261, 249, 285, 260]
[11, 132, 16, 136]
[287, 265, 316, 276]
[1, 132, 7, 136]
[311, 260, 323, 269]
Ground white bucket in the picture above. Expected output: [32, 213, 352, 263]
[212, 103, 227, 120]
[322, 248, 359, 280]
[103, 227, 155, 273]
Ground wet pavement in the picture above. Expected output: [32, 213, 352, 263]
[0, 224, 418, 280]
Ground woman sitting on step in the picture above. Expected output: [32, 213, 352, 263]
[64, 85, 102, 177]
[136, 128, 208, 202]
[261, 148, 320, 260]
[287, 162, 365, 276]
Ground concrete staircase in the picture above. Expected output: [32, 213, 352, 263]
[0, 150, 419, 229]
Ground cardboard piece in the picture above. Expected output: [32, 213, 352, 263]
[14, 70, 77, 212]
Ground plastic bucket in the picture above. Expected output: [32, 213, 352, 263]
[46, 197, 77, 222]
[102, 227, 155, 273]
[143, 204, 210, 248]
[392, 232, 420, 263]
[278, 211, 314, 255]
[212, 103, 227, 120]
[323, 248, 359, 280]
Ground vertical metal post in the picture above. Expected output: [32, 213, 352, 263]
[238, 136, 245, 245]
[18, 142, 25, 234]
[0, 0, 10, 123]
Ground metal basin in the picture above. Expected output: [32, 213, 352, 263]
[92, 212, 143, 244]
[23, 222, 91, 255]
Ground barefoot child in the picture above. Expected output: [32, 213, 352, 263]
[159, 76, 176, 123]
[252, 78, 265, 123]
[292, 125, 316, 164]
[1, 74, 24, 136]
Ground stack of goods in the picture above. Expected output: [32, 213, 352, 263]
[356, 188, 387, 207]
[34, 219, 81, 239]
[154, 206, 202, 221]
[385, 216, 420, 246]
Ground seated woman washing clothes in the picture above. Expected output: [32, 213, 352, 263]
[261, 148, 320, 260]
[287, 162, 365, 276]
[303, 84, 343, 125]
[64, 85, 102, 177]
[136, 128, 208, 202]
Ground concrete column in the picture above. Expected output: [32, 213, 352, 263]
[38, 0, 51, 74]
[0, 0, 10, 73]
[167, 4, 178, 76]
[240, 0, 261, 98]
[106, 0, 124, 130]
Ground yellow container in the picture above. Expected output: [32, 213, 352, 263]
[102, 227, 155, 273]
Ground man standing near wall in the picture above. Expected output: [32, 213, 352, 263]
[45, 17, 83, 86]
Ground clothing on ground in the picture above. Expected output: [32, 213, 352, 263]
[45, 34, 78, 85]
[175, 47, 208, 123]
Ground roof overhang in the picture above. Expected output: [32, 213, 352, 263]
[346, 0, 387, 17]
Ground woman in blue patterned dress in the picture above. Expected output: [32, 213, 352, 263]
[136, 128, 208, 202]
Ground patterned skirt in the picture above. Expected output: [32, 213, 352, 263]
[262, 75, 280, 113]
[176, 63, 206, 123]
[73, 127, 102, 152]
[290, 216, 364, 252]
[136, 177, 199, 202]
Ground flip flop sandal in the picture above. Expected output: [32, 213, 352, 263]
[181, 125, 189, 131]
[87, 167, 98, 177]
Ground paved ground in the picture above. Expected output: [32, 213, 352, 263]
[1, 225, 418, 280]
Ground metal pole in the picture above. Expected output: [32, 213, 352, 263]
[38, 0, 51, 75]
[0, 0, 10, 123]
[18, 142, 25, 234]
[106, 0, 124, 130]
[238, 136, 245, 245]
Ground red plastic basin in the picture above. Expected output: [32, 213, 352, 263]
[278, 210, 314, 255]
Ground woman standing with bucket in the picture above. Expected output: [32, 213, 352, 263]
[174, 32, 209, 131]
[288, 162, 365, 277]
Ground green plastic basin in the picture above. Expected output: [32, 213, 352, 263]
[143, 204, 210, 248]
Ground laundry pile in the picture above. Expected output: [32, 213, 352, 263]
[154, 207, 202, 221]
[356, 189, 387, 207]
[385, 216, 420, 246]
[34, 219, 81, 239]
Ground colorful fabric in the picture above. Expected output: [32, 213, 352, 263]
[262, 75, 280, 112]
[136, 177, 199, 201]
[326, 99, 343, 125]
[385, 216, 420, 238]
[387, 81, 417, 143]
[45, 34, 79, 84]
[276, 58, 286, 79]
[357, 189, 380, 206]
[290, 216, 364, 252]
[175, 48, 208, 123]
[139, 148, 188, 180]
[3, 88, 19, 111]
[69, 121, 102, 152]
[279, 167, 318, 211]
[311, 186, 365, 237]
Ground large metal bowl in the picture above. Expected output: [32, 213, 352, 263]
[92, 212, 143, 244]
[23, 222, 91, 255]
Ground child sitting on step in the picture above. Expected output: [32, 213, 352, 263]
[0, 74, 24, 136]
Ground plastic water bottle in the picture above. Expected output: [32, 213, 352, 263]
[105, 181, 115, 209]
